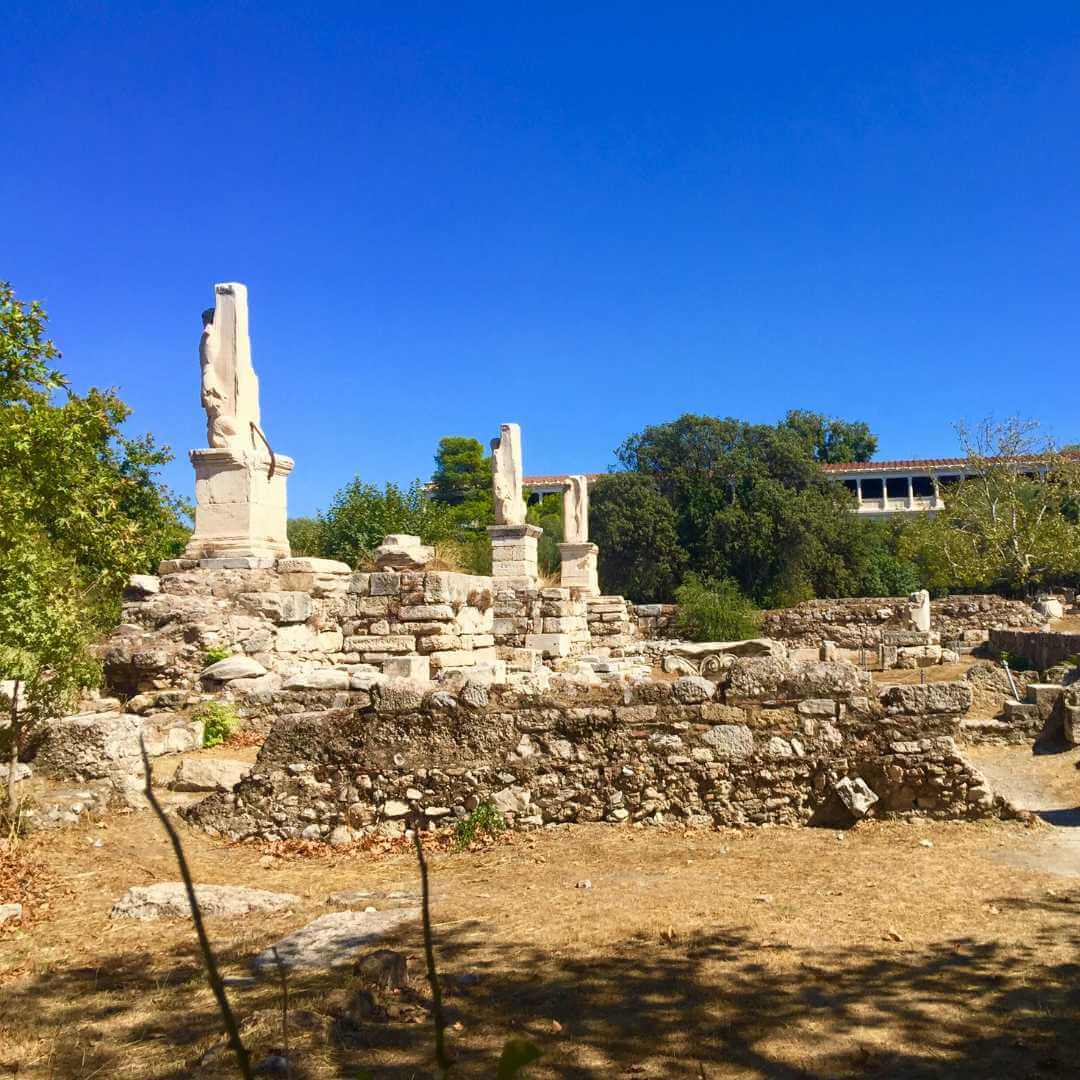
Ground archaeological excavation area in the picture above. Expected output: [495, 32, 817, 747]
[4, 283, 1080, 1079]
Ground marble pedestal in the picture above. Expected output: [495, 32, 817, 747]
[488, 523, 542, 588]
[558, 542, 599, 595]
[183, 448, 294, 560]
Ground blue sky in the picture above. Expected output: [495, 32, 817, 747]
[4, 3, 1079, 516]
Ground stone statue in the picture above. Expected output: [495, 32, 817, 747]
[563, 475, 589, 544]
[909, 589, 931, 633]
[199, 282, 261, 451]
[491, 422, 525, 526]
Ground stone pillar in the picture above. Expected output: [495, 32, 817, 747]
[559, 542, 599, 594]
[183, 448, 293, 562]
[488, 524, 542, 588]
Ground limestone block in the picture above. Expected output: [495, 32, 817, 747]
[374, 534, 435, 570]
[700, 724, 754, 757]
[833, 776, 879, 819]
[316, 629, 344, 652]
[201, 656, 267, 681]
[284, 669, 351, 690]
[112, 883, 298, 920]
[126, 574, 161, 597]
[370, 573, 401, 596]
[382, 656, 431, 681]
[342, 635, 416, 654]
[277, 557, 351, 575]
[525, 633, 571, 658]
[184, 448, 293, 561]
[275, 624, 319, 653]
[238, 591, 312, 624]
[347, 572, 371, 595]
[399, 604, 455, 622]
[559, 541, 599, 595]
[278, 571, 349, 597]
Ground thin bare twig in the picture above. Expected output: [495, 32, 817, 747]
[139, 737, 253, 1079]
[413, 828, 452, 1077]
[271, 946, 291, 1079]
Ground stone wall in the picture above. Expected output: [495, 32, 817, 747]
[632, 603, 679, 639]
[760, 595, 1043, 649]
[185, 657, 1003, 844]
[102, 558, 499, 698]
[988, 629, 1080, 672]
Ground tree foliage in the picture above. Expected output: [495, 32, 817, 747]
[0, 282, 188, 812]
[780, 409, 877, 464]
[603, 413, 898, 604]
[591, 473, 686, 601]
[901, 418, 1080, 593]
[318, 478, 458, 568]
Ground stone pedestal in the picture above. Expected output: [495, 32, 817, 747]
[488, 524, 542, 588]
[184, 448, 294, 561]
[559, 542, 599, 595]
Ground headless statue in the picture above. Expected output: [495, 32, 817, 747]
[200, 282, 262, 451]
[491, 423, 525, 526]
[563, 475, 589, 544]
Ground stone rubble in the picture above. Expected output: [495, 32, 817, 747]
[111, 883, 299, 920]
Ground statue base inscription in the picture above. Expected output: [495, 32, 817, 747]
[558, 541, 599, 595]
[488, 523, 542, 588]
[183, 448, 294, 560]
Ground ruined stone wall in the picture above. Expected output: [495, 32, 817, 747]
[102, 559, 498, 698]
[760, 595, 1043, 649]
[491, 586, 589, 659]
[186, 657, 1002, 844]
[632, 603, 679, 639]
[988, 629, 1080, 672]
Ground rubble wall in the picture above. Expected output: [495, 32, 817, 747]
[760, 595, 1043, 649]
[102, 559, 498, 697]
[988, 629, 1080, 672]
[186, 658, 1004, 844]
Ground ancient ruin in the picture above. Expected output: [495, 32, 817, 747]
[559, 474, 599, 594]
[185, 283, 293, 561]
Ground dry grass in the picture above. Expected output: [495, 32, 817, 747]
[2, 764, 1080, 1078]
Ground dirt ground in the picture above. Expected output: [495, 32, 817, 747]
[2, 737, 1080, 1080]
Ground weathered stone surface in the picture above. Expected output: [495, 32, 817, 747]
[111, 883, 298, 920]
[284, 669, 350, 691]
[238, 591, 312, 624]
[373, 535, 435, 571]
[126, 574, 161, 597]
[671, 675, 715, 704]
[699, 724, 754, 757]
[251, 909, 419, 973]
[277, 557, 351, 575]
[490, 423, 525, 527]
[834, 776, 879, 819]
[0, 904, 22, 927]
[33, 712, 143, 779]
[201, 656, 267, 682]
[169, 758, 250, 792]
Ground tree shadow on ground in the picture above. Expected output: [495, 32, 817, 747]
[3, 900, 1079, 1079]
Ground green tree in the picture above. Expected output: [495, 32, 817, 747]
[614, 413, 880, 604]
[901, 418, 1080, 593]
[286, 516, 325, 556]
[0, 282, 187, 812]
[430, 436, 491, 510]
[780, 409, 877, 464]
[319, 477, 457, 568]
[590, 473, 686, 600]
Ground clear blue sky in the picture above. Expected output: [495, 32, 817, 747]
[5, 3, 1079, 516]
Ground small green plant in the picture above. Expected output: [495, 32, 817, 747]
[194, 702, 239, 748]
[202, 644, 233, 666]
[453, 800, 506, 850]
[674, 572, 761, 643]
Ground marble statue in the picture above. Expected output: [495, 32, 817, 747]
[199, 282, 262, 451]
[563, 475, 589, 544]
[491, 423, 525, 526]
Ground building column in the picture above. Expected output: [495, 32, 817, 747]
[906, 475, 914, 509]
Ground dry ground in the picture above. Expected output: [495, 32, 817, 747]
[3, 739, 1080, 1079]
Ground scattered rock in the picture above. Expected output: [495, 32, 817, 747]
[251, 908, 419, 974]
[0, 903, 23, 927]
[354, 948, 409, 989]
[111, 883, 299, 920]
[200, 656, 267, 683]
[575, 879, 592, 890]
[169, 758, 250, 793]
[833, 776, 880, 820]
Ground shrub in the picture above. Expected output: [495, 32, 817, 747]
[202, 644, 232, 666]
[194, 702, 239, 748]
[674, 573, 761, 643]
[453, 800, 506, 850]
